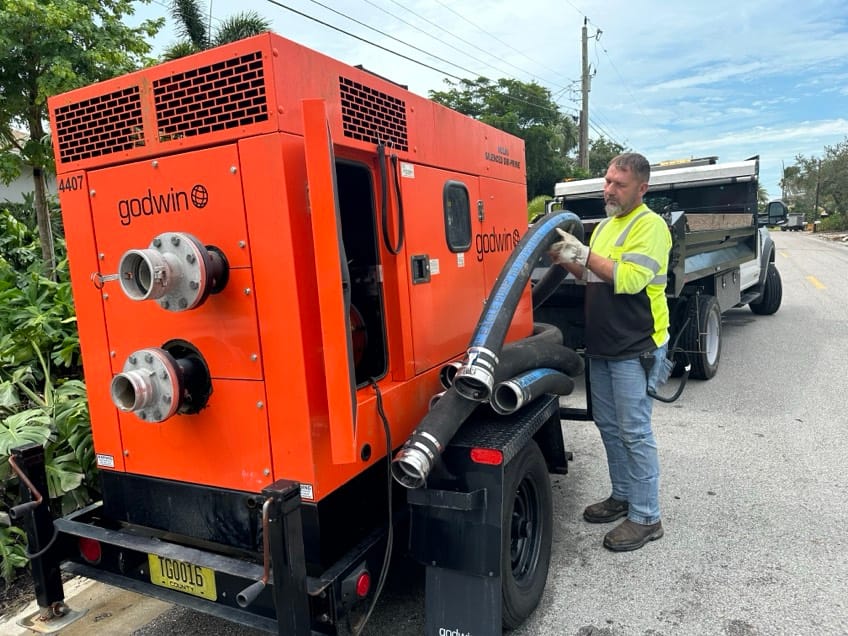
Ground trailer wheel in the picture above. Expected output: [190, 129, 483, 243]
[682, 294, 721, 380]
[502, 439, 552, 630]
[749, 263, 782, 316]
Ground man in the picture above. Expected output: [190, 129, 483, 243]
[549, 153, 671, 551]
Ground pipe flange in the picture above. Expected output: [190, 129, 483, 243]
[111, 348, 181, 423]
[118, 232, 216, 312]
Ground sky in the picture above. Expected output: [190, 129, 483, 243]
[131, 0, 848, 200]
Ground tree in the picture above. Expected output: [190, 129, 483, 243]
[429, 77, 578, 199]
[163, 0, 272, 60]
[781, 138, 848, 229]
[0, 0, 164, 279]
[587, 137, 627, 178]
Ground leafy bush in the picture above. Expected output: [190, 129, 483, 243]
[527, 195, 551, 222]
[0, 203, 95, 586]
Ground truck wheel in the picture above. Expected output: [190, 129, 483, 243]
[749, 263, 782, 315]
[682, 294, 721, 380]
[502, 439, 552, 630]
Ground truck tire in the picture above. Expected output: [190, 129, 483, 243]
[749, 263, 782, 315]
[502, 439, 552, 630]
[682, 294, 721, 380]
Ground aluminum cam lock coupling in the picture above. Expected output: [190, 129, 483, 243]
[110, 342, 212, 423]
[117, 232, 229, 311]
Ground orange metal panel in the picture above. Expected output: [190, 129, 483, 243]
[377, 158, 416, 383]
[477, 176, 535, 342]
[119, 379, 272, 491]
[85, 145, 262, 380]
[102, 268, 262, 380]
[58, 172, 126, 473]
[237, 132, 317, 486]
[302, 99, 357, 465]
[401, 165, 486, 373]
[86, 145, 251, 269]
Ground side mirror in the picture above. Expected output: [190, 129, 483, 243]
[759, 201, 788, 227]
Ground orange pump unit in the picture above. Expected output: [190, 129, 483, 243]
[50, 33, 532, 502]
[23, 32, 579, 636]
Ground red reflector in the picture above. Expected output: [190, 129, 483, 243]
[355, 571, 371, 598]
[78, 537, 102, 564]
[470, 448, 503, 465]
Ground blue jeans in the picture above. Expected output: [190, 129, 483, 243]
[589, 349, 663, 525]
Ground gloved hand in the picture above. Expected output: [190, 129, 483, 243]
[549, 228, 589, 267]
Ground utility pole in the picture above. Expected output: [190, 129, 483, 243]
[578, 17, 590, 171]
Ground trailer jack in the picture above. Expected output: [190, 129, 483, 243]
[9, 444, 88, 632]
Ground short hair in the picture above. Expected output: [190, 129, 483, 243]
[609, 153, 650, 184]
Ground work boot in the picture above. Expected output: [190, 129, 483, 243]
[603, 519, 664, 552]
[583, 497, 628, 523]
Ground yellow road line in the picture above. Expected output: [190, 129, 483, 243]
[806, 275, 826, 289]
[779, 250, 789, 258]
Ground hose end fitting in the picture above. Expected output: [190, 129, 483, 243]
[428, 391, 446, 410]
[491, 379, 525, 415]
[439, 361, 462, 389]
[453, 346, 499, 402]
[391, 446, 431, 489]
[391, 431, 442, 489]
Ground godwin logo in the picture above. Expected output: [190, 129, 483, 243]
[474, 226, 521, 262]
[438, 628, 472, 636]
[117, 185, 208, 227]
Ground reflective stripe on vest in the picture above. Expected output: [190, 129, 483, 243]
[591, 209, 665, 285]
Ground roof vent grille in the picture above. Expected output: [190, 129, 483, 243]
[339, 76, 408, 151]
[153, 51, 269, 142]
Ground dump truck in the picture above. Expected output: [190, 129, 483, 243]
[9, 33, 586, 636]
[536, 156, 786, 381]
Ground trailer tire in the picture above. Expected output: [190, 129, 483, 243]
[682, 294, 721, 380]
[502, 439, 552, 630]
[749, 263, 782, 316]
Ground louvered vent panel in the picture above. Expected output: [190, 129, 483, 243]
[154, 51, 269, 141]
[339, 76, 408, 151]
[53, 87, 144, 165]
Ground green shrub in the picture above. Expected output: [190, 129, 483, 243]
[0, 203, 95, 586]
[528, 195, 552, 222]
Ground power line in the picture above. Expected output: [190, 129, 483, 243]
[303, 0, 481, 78]
[591, 33, 651, 126]
[426, 0, 572, 87]
[261, 0, 465, 80]
[363, 0, 576, 93]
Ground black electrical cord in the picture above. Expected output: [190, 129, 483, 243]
[389, 154, 405, 254]
[647, 314, 691, 403]
[377, 144, 404, 256]
[351, 380, 394, 636]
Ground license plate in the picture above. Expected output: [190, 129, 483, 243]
[148, 554, 217, 601]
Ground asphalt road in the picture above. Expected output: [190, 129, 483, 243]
[5, 231, 845, 636]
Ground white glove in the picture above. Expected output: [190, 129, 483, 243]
[549, 228, 589, 267]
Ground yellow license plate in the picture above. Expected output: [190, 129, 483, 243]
[148, 554, 217, 601]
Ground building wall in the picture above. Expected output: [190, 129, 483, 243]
[0, 165, 57, 204]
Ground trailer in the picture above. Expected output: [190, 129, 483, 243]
[9, 33, 584, 636]
[780, 211, 805, 231]
[536, 156, 786, 381]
